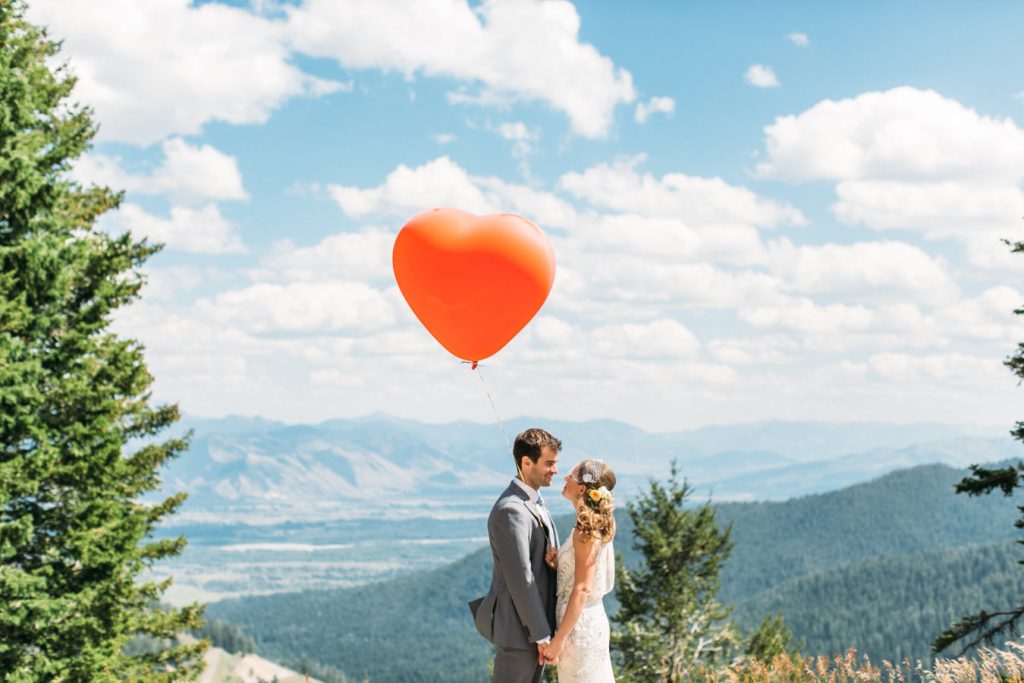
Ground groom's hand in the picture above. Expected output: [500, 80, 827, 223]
[537, 641, 558, 665]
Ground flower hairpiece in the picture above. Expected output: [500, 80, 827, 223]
[586, 485, 612, 507]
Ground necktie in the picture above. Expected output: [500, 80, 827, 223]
[535, 495, 552, 543]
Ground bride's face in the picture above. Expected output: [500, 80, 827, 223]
[561, 466, 586, 503]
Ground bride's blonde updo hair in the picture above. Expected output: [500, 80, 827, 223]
[573, 459, 616, 543]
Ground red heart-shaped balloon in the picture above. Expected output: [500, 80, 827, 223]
[393, 208, 556, 362]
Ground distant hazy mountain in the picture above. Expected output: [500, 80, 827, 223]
[159, 415, 1016, 517]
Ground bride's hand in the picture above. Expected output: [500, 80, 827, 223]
[544, 636, 564, 664]
[544, 547, 557, 570]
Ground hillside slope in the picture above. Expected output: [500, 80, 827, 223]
[208, 462, 1024, 681]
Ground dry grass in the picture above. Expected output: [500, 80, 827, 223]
[669, 642, 1024, 683]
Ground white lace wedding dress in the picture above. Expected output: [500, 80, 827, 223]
[555, 529, 616, 682]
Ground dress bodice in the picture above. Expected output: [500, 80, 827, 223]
[556, 529, 615, 606]
[554, 528, 617, 682]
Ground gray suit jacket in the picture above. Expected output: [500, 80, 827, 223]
[469, 482, 559, 650]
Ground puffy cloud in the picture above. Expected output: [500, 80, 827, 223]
[740, 299, 876, 335]
[589, 318, 701, 359]
[327, 156, 579, 230]
[766, 240, 959, 305]
[197, 281, 395, 335]
[517, 316, 701, 360]
[832, 180, 1024, 234]
[262, 229, 396, 283]
[285, 0, 636, 138]
[106, 203, 246, 254]
[745, 64, 780, 88]
[634, 96, 676, 124]
[757, 87, 1024, 183]
[74, 138, 248, 203]
[28, 0, 345, 145]
[787, 32, 810, 47]
[862, 352, 1005, 383]
[708, 336, 795, 365]
[498, 122, 533, 141]
[930, 286, 1024, 342]
[559, 157, 805, 229]
[329, 157, 495, 218]
[757, 87, 1024, 270]
[140, 266, 204, 302]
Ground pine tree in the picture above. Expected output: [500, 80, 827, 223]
[933, 239, 1024, 656]
[0, 2, 205, 680]
[611, 462, 742, 681]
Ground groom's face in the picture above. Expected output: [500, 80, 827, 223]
[523, 446, 559, 489]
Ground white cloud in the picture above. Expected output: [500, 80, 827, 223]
[590, 319, 700, 358]
[433, 133, 458, 145]
[740, 298, 876, 335]
[766, 239, 959, 305]
[284, 0, 635, 138]
[745, 64, 780, 88]
[496, 122, 538, 170]
[329, 156, 496, 217]
[141, 266, 204, 302]
[862, 352, 1004, 383]
[28, 0, 345, 145]
[708, 336, 795, 365]
[930, 286, 1024, 343]
[634, 96, 676, 123]
[107, 203, 246, 254]
[757, 87, 1024, 270]
[326, 156, 580, 231]
[559, 157, 805, 230]
[263, 229, 396, 283]
[520, 316, 701, 360]
[74, 138, 247, 204]
[197, 281, 395, 335]
[757, 87, 1024, 183]
[832, 180, 1024, 236]
[787, 32, 810, 47]
[498, 121, 533, 142]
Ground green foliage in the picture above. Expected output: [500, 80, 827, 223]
[209, 549, 495, 683]
[744, 613, 798, 663]
[194, 619, 255, 656]
[736, 539, 1024, 663]
[286, 655, 354, 683]
[933, 237, 1024, 656]
[0, 2, 203, 679]
[611, 462, 744, 681]
[714, 463, 1021, 603]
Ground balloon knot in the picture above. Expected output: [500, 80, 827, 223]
[471, 361, 478, 370]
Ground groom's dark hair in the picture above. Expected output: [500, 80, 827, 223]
[513, 428, 562, 470]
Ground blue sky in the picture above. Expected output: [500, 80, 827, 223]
[29, 0, 1024, 430]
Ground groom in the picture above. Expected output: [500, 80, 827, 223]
[470, 428, 561, 683]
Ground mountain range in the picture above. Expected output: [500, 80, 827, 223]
[158, 414, 1015, 521]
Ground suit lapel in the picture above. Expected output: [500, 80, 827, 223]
[510, 482, 554, 548]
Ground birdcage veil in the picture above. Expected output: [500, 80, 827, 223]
[575, 459, 605, 486]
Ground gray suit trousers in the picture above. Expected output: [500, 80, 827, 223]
[494, 646, 545, 683]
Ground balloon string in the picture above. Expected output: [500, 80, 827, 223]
[466, 362, 524, 481]
[472, 363, 512, 454]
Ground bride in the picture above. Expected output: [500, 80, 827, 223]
[542, 459, 617, 682]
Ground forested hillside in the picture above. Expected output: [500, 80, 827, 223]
[208, 462, 1024, 681]
[733, 539, 1024, 662]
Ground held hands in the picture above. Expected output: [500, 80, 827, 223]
[544, 547, 557, 570]
[538, 638, 564, 665]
